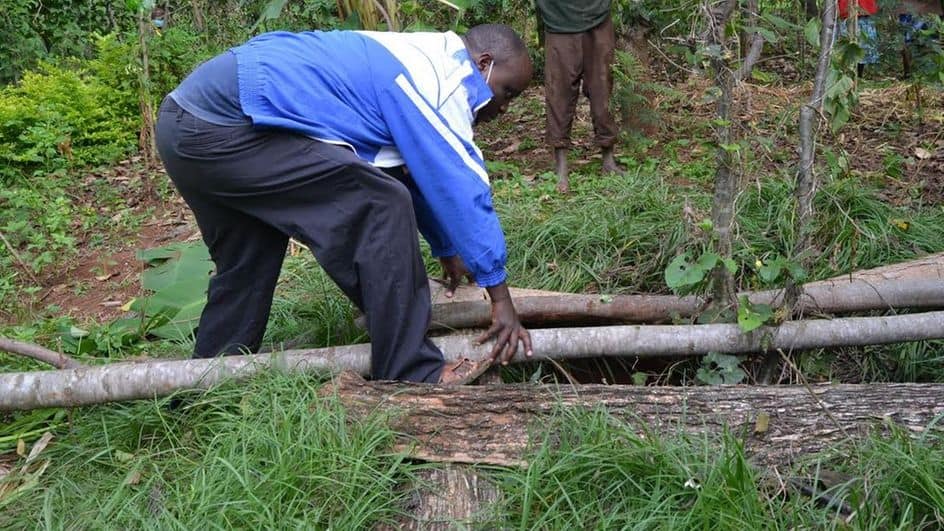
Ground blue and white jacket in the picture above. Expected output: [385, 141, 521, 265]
[232, 30, 506, 287]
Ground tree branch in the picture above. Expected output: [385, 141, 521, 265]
[0, 337, 86, 369]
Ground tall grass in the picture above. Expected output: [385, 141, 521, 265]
[490, 406, 944, 530]
[494, 169, 692, 294]
[0, 373, 417, 529]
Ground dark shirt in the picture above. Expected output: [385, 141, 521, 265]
[536, 0, 612, 34]
[169, 50, 248, 126]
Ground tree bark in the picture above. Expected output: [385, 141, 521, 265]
[2, 310, 943, 411]
[388, 465, 499, 531]
[429, 278, 944, 330]
[330, 373, 944, 468]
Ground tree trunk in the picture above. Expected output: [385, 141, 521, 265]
[136, 10, 157, 199]
[429, 277, 944, 330]
[191, 0, 205, 31]
[331, 373, 944, 468]
[705, 0, 739, 308]
[2, 311, 943, 411]
[734, 0, 766, 82]
[786, 0, 837, 313]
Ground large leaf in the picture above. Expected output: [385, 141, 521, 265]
[137, 242, 213, 292]
[665, 253, 703, 290]
[251, 0, 290, 31]
[131, 242, 213, 341]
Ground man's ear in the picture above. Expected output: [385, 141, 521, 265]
[474, 52, 494, 72]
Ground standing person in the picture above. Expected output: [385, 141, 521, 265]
[838, 0, 880, 77]
[155, 25, 534, 385]
[896, 0, 944, 78]
[537, 0, 622, 194]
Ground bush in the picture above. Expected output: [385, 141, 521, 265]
[0, 61, 138, 185]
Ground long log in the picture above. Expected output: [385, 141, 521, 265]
[430, 278, 944, 330]
[1, 310, 943, 411]
[330, 373, 944, 468]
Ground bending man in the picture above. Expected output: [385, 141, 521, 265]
[156, 24, 534, 383]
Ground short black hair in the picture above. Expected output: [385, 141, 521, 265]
[464, 24, 529, 65]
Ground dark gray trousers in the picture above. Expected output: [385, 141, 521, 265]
[155, 97, 444, 383]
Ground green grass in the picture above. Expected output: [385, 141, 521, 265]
[0, 373, 418, 529]
[488, 406, 944, 530]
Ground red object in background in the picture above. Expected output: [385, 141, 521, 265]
[838, 0, 879, 19]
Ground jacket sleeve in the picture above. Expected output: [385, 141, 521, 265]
[377, 74, 507, 287]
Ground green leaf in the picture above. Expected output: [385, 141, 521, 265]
[723, 258, 738, 274]
[69, 326, 89, 338]
[251, 0, 289, 31]
[139, 242, 213, 292]
[750, 69, 776, 83]
[761, 13, 799, 31]
[758, 261, 783, 283]
[747, 25, 779, 44]
[134, 276, 208, 341]
[721, 366, 747, 384]
[665, 253, 706, 290]
[708, 351, 741, 371]
[786, 261, 808, 282]
[696, 367, 724, 385]
[737, 296, 773, 333]
[804, 18, 821, 48]
[694, 252, 720, 271]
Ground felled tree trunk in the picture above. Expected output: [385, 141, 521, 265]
[2, 310, 943, 410]
[330, 373, 944, 468]
[429, 278, 944, 330]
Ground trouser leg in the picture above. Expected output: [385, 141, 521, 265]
[156, 99, 288, 358]
[583, 16, 619, 148]
[544, 30, 584, 149]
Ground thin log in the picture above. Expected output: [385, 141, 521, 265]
[1, 311, 943, 411]
[0, 337, 86, 369]
[330, 373, 944, 468]
[430, 278, 944, 330]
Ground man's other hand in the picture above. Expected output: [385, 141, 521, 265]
[439, 255, 474, 298]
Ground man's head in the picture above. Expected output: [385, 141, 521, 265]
[462, 24, 533, 124]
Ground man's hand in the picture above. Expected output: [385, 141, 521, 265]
[478, 283, 533, 365]
[439, 255, 474, 298]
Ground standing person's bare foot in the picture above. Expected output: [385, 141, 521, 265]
[554, 147, 570, 194]
[601, 146, 623, 174]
